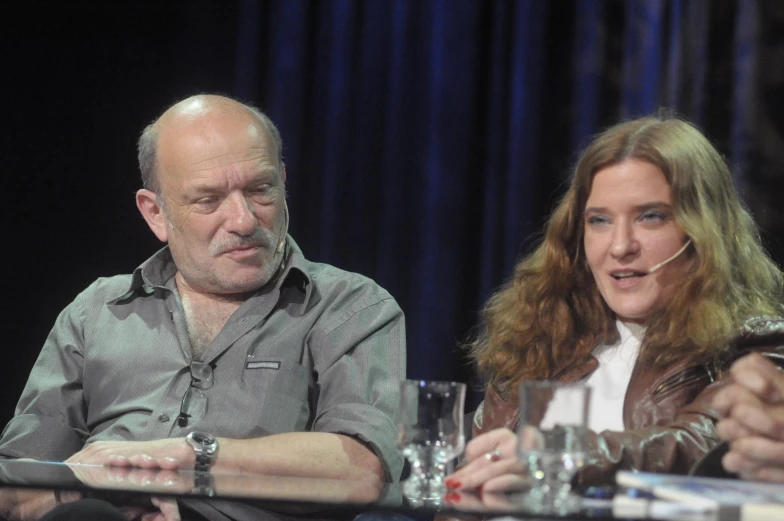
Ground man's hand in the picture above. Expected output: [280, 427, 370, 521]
[444, 428, 527, 492]
[134, 497, 180, 521]
[713, 353, 784, 481]
[67, 464, 189, 521]
[0, 489, 81, 521]
[64, 441, 192, 521]
[68, 464, 191, 493]
[66, 439, 194, 470]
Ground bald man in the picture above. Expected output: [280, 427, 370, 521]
[0, 95, 405, 521]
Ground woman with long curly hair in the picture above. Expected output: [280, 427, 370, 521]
[445, 114, 784, 491]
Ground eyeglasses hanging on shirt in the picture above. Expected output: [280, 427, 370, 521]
[178, 361, 215, 427]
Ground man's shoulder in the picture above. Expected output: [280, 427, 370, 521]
[76, 273, 136, 305]
[296, 260, 401, 325]
[292, 260, 405, 350]
[304, 260, 394, 301]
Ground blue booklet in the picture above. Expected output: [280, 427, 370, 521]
[616, 470, 784, 520]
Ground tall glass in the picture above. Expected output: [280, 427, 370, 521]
[517, 381, 591, 513]
[396, 380, 466, 503]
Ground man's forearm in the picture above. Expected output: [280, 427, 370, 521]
[215, 432, 385, 483]
[65, 432, 389, 485]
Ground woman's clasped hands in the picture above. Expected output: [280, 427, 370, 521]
[714, 353, 784, 481]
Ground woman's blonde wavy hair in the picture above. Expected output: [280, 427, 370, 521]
[470, 115, 784, 389]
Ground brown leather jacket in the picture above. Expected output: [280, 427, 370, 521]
[472, 317, 784, 485]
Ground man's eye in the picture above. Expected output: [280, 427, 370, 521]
[249, 186, 274, 200]
[195, 197, 218, 206]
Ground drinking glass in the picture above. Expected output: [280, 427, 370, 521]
[396, 380, 466, 503]
[516, 381, 591, 514]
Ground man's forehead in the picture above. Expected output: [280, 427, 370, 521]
[157, 110, 279, 174]
[160, 104, 269, 142]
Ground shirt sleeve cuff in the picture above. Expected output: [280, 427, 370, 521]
[314, 405, 402, 482]
[0, 414, 85, 461]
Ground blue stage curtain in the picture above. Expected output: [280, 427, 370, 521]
[229, 0, 769, 406]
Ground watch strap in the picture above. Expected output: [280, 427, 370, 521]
[186, 431, 218, 472]
[192, 472, 216, 497]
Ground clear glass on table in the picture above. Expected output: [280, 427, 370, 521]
[396, 379, 466, 506]
[517, 381, 591, 515]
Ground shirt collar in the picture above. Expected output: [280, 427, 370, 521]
[275, 236, 311, 298]
[616, 320, 646, 343]
[108, 236, 312, 304]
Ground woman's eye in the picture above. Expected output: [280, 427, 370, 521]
[640, 211, 666, 222]
[586, 215, 609, 225]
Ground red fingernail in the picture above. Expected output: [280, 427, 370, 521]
[445, 492, 460, 502]
[446, 480, 461, 489]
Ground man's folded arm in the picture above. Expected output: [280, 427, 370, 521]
[0, 292, 89, 461]
[66, 294, 406, 484]
[215, 295, 406, 482]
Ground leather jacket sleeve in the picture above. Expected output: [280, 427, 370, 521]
[577, 378, 726, 485]
[475, 376, 726, 486]
[579, 338, 784, 485]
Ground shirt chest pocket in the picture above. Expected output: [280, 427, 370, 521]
[206, 362, 311, 438]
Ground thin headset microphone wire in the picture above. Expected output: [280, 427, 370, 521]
[647, 240, 692, 274]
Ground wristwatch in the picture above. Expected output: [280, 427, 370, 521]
[185, 431, 219, 472]
[192, 472, 216, 497]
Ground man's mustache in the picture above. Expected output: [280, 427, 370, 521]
[209, 228, 275, 257]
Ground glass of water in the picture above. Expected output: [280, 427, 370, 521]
[517, 381, 591, 513]
[396, 380, 466, 503]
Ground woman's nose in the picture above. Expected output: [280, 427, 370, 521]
[610, 223, 639, 259]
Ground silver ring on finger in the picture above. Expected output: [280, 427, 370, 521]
[484, 448, 502, 462]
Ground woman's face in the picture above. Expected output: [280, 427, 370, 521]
[583, 159, 691, 323]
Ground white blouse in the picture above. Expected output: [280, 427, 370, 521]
[540, 320, 644, 433]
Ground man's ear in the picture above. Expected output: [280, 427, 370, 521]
[136, 189, 169, 243]
[281, 165, 287, 184]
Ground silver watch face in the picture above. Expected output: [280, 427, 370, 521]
[190, 432, 216, 447]
[188, 432, 218, 472]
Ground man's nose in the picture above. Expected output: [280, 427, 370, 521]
[225, 193, 257, 235]
[610, 222, 639, 259]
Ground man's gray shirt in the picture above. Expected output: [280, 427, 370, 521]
[0, 237, 406, 482]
